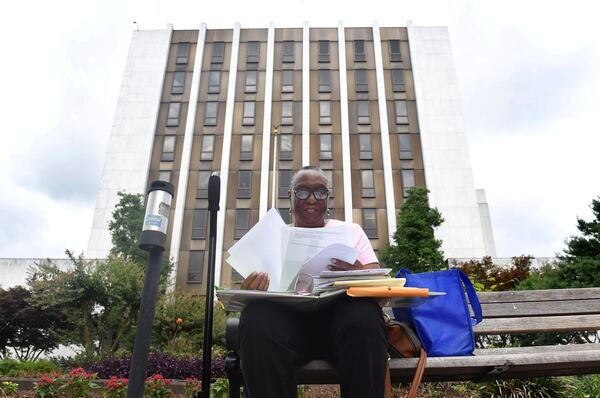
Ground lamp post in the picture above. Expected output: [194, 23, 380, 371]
[127, 181, 174, 398]
[196, 173, 220, 398]
[271, 125, 280, 209]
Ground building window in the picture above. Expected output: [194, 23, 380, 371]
[176, 43, 190, 64]
[204, 102, 218, 126]
[282, 41, 294, 63]
[355, 69, 368, 93]
[319, 134, 333, 160]
[188, 251, 204, 282]
[281, 102, 293, 125]
[235, 209, 250, 239]
[172, 71, 186, 95]
[282, 70, 293, 93]
[245, 70, 257, 93]
[240, 135, 253, 161]
[237, 170, 252, 198]
[247, 41, 259, 64]
[362, 209, 378, 238]
[211, 42, 225, 64]
[279, 170, 293, 197]
[197, 171, 211, 198]
[192, 209, 208, 239]
[232, 269, 244, 284]
[200, 135, 215, 161]
[359, 134, 372, 160]
[167, 103, 181, 127]
[322, 169, 334, 198]
[395, 100, 409, 124]
[319, 101, 331, 125]
[279, 208, 291, 224]
[161, 136, 175, 161]
[354, 40, 366, 62]
[361, 170, 375, 197]
[398, 134, 412, 159]
[242, 102, 255, 126]
[158, 170, 171, 182]
[391, 69, 405, 92]
[357, 101, 370, 125]
[402, 169, 415, 197]
[318, 40, 330, 63]
[279, 134, 293, 160]
[389, 40, 401, 62]
[326, 208, 335, 219]
[208, 71, 221, 94]
[318, 70, 331, 93]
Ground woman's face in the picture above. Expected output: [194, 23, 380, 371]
[290, 172, 328, 228]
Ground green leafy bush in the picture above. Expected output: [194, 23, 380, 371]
[476, 377, 574, 398]
[0, 381, 19, 396]
[0, 359, 61, 377]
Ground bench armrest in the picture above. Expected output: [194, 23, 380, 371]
[226, 317, 240, 351]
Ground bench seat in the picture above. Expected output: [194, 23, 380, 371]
[224, 287, 600, 397]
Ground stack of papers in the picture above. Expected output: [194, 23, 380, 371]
[312, 268, 402, 295]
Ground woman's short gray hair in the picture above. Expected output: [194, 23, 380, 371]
[289, 166, 329, 190]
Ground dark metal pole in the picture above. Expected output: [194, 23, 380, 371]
[197, 174, 220, 398]
[127, 181, 174, 398]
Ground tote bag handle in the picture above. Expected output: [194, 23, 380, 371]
[399, 268, 483, 325]
[458, 270, 483, 325]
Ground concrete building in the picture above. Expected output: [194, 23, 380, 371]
[87, 22, 496, 292]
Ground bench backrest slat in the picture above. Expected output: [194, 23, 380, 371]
[478, 288, 600, 303]
[481, 299, 600, 318]
[475, 314, 600, 335]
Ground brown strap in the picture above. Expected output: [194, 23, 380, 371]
[406, 349, 427, 398]
[385, 363, 393, 398]
[384, 349, 427, 398]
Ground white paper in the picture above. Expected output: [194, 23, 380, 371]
[226, 208, 286, 291]
[280, 226, 351, 290]
[318, 268, 392, 278]
[289, 243, 359, 291]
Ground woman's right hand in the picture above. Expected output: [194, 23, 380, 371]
[241, 272, 270, 291]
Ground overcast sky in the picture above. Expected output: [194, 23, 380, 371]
[1, 0, 599, 259]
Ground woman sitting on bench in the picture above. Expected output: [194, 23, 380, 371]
[239, 165, 388, 398]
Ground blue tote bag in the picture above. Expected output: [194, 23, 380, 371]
[392, 268, 483, 357]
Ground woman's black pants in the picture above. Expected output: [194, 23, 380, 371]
[239, 295, 388, 398]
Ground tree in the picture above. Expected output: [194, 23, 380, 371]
[27, 252, 144, 357]
[109, 192, 148, 265]
[0, 286, 72, 360]
[379, 187, 445, 274]
[108, 191, 172, 283]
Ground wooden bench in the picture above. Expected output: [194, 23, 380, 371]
[223, 287, 600, 397]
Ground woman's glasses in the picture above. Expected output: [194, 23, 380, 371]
[293, 187, 330, 200]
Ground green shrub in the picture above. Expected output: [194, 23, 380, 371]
[476, 377, 574, 398]
[0, 381, 19, 396]
[567, 375, 600, 398]
[0, 359, 61, 377]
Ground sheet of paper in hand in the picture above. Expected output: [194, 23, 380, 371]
[226, 208, 358, 292]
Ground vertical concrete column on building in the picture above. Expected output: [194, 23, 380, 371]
[302, 21, 310, 166]
[372, 21, 397, 241]
[259, 23, 276, 217]
[337, 21, 353, 223]
[477, 189, 497, 257]
[166, 24, 207, 292]
[215, 22, 241, 286]
[406, 21, 486, 258]
[87, 26, 173, 258]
